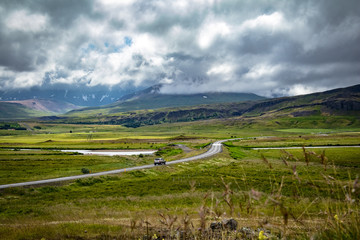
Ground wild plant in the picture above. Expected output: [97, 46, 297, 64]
[180, 212, 194, 239]
[189, 180, 196, 193]
[158, 209, 178, 238]
[198, 193, 209, 234]
[221, 177, 234, 217]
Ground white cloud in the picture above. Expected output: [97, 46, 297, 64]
[240, 12, 289, 33]
[5, 10, 48, 32]
[207, 63, 234, 82]
[244, 64, 282, 80]
[3, 70, 44, 89]
[97, 0, 135, 7]
[198, 19, 231, 49]
[207, 64, 233, 75]
[276, 84, 328, 96]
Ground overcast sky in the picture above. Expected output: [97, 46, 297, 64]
[0, 0, 359, 97]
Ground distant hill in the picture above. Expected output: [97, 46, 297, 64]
[242, 83, 360, 117]
[0, 99, 81, 120]
[66, 85, 266, 116]
[54, 84, 360, 128]
[0, 102, 46, 120]
[0, 85, 137, 107]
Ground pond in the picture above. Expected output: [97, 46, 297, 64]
[61, 149, 157, 156]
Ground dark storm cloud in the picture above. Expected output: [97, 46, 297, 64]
[1, 0, 96, 28]
[0, 0, 359, 96]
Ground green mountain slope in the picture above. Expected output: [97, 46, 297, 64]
[0, 99, 81, 120]
[51, 84, 360, 128]
[0, 102, 48, 120]
[243, 84, 360, 117]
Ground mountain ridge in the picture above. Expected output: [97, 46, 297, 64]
[51, 84, 360, 128]
[67, 84, 266, 115]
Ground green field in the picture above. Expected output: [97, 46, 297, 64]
[0, 122, 359, 239]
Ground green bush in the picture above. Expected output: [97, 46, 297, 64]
[81, 168, 90, 174]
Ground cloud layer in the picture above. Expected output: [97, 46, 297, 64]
[0, 0, 359, 97]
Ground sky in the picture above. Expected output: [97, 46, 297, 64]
[0, 0, 359, 97]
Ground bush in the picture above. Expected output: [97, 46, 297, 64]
[81, 168, 90, 174]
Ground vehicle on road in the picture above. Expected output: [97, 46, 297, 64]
[154, 158, 166, 165]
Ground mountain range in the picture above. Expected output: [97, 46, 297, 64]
[54, 84, 360, 128]
[67, 85, 265, 115]
[0, 84, 136, 107]
[0, 84, 265, 120]
[1, 84, 359, 126]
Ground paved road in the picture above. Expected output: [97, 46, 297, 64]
[3, 138, 352, 189]
[0, 139, 231, 189]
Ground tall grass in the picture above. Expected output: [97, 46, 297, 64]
[127, 147, 359, 239]
[1, 147, 359, 239]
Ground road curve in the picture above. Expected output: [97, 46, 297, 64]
[0, 139, 232, 189]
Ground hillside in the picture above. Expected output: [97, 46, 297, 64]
[66, 85, 265, 116]
[47, 84, 360, 128]
[0, 102, 48, 120]
[0, 99, 81, 120]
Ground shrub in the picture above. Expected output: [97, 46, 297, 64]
[81, 168, 90, 174]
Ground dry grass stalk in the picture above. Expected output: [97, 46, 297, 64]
[181, 212, 193, 238]
[280, 149, 298, 163]
[189, 180, 196, 192]
[221, 177, 234, 217]
[142, 219, 152, 238]
[302, 146, 310, 166]
[292, 165, 301, 183]
[318, 150, 328, 171]
[130, 218, 137, 232]
[158, 210, 178, 237]
[198, 193, 209, 233]
[251, 189, 262, 201]
[261, 154, 273, 169]
[212, 198, 224, 221]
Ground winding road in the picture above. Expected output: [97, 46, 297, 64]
[0, 139, 230, 189]
[1, 139, 356, 189]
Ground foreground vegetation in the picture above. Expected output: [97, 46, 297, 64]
[0, 121, 359, 239]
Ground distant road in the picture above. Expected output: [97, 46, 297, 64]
[253, 146, 360, 150]
[0, 139, 230, 189]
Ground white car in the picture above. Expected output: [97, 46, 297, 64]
[154, 158, 166, 165]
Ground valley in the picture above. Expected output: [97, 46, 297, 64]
[0, 85, 359, 239]
[0, 118, 359, 239]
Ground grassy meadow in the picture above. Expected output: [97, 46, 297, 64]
[0, 121, 359, 239]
